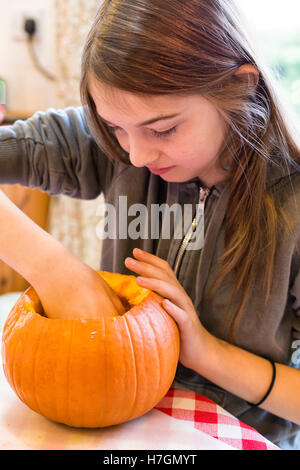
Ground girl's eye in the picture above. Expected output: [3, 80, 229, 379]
[152, 126, 177, 138]
[111, 126, 177, 139]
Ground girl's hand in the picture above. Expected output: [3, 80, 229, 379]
[32, 248, 126, 321]
[125, 248, 214, 370]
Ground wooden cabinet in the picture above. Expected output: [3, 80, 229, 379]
[0, 185, 50, 294]
[0, 110, 51, 294]
[0, 109, 36, 126]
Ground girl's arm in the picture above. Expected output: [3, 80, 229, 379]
[0, 107, 124, 319]
[0, 189, 125, 319]
[0, 106, 114, 198]
[195, 334, 300, 425]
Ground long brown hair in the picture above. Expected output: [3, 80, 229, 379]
[80, 0, 300, 342]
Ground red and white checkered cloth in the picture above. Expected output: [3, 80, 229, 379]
[155, 388, 279, 450]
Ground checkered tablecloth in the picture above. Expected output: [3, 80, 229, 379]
[155, 388, 279, 450]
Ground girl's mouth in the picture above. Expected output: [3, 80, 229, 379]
[147, 166, 176, 175]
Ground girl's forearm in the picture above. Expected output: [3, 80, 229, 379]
[197, 333, 300, 425]
[0, 189, 126, 319]
[0, 189, 67, 284]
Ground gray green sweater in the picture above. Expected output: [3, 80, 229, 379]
[1, 106, 300, 449]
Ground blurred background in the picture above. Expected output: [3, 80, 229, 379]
[0, 0, 103, 294]
[0, 0, 299, 294]
[236, 0, 300, 120]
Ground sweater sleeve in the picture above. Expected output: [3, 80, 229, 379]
[0, 106, 115, 199]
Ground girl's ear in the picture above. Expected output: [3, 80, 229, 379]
[234, 64, 259, 90]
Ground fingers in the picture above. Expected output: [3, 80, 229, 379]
[136, 276, 192, 312]
[133, 248, 172, 272]
[124, 248, 194, 312]
[125, 257, 163, 280]
[125, 248, 174, 282]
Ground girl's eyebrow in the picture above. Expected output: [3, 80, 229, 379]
[99, 113, 181, 127]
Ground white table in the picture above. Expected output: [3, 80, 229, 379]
[0, 292, 235, 450]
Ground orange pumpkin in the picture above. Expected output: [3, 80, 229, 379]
[1, 271, 180, 428]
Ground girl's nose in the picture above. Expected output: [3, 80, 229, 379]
[128, 137, 159, 168]
[130, 151, 160, 168]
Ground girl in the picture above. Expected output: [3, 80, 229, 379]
[1, 0, 300, 449]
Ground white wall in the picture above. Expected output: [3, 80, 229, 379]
[0, 0, 60, 113]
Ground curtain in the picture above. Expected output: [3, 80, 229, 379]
[48, 0, 105, 270]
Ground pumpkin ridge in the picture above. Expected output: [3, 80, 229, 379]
[14, 311, 29, 406]
[49, 321, 59, 424]
[99, 317, 106, 426]
[66, 320, 75, 427]
[32, 318, 46, 417]
[13, 312, 36, 412]
[103, 316, 108, 426]
[1, 301, 19, 342]
[145, 309, 162, 407]
[135, 307, 159, 414]
[122, 311, 148, 419]
[117, 317, 132, 423]
[122, 314, 138, 420]
[143, 305, 163, 408]
[80, 318, 103, 427]
[4, 319, 16, 395]
[150, 302, 180, 399]
[9, 317, 23, 404]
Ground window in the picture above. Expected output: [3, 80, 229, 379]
[236, 0, 300, 122]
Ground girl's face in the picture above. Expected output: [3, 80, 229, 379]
[89, 78, 230, 188]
